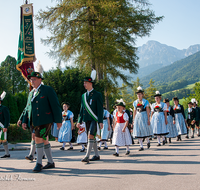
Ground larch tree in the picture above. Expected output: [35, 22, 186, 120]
[36, 0, 163, 110]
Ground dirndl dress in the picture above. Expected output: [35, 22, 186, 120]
[101, 109, 110, 141]
[112, 112, 132, 146]
[51, 123, 60, 138]
[77, 122, 87, 144]
[151, 102, 169, 136]
[58, 110, 74, 143]
[173, 105, 187, 135]
[133, 99, 153, 138]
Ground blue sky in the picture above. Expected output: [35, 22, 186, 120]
[0, 0, 200, 71]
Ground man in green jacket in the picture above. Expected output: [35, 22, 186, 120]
[21, 72, 62, 172]
[0, 96, 10, 158]
[77, 77, 103, 163]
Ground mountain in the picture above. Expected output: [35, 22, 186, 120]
[140, 50, 200, 88]
[130, 41, 200, 79]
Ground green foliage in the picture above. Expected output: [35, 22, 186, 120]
[162, 89, 193, 100]
[141, 51, 200, 89]
[145, 79, 157, 104]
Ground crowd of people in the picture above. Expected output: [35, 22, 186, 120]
[0, 71, 199, 173]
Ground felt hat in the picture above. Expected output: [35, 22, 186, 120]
[136, 86, 144, 94]
[84, 77, 94, 83]
[62, 102, 70, 107]
[154, 91, 162, 97]
[115, 102, 126, 107]
[28, 72, 44, 80]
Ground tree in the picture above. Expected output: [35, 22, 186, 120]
[1, 55, 27, 94]
[145, 79, 157, 104]
[131, 77, 143, 100]
[36, 0, 163, 109]
[121, 83, 133, 109]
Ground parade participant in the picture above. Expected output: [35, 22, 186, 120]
[0, 92, 10, 158]
[58, 102, 74, 150]
[151, 91, 169, 146]
[185, 102, 195, 138]
[163, 98, 177, 143]
[191, 99, 200, 137]
[21, 71, 62, 172]
[133, 86, 152, 151]
[77, 70, 103, 163]
[173, 97, 187, 141]
[112, 101, 132, 156]
[98, 107, 110, 150]
[77, 122, 87, 152]
[51, 123, 59, 142]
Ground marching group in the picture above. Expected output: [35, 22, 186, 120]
[0, 71, 199, 173]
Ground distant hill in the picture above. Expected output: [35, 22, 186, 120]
[140, 50, 200, 88]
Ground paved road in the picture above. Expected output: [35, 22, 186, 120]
[0, 138, 200, 190]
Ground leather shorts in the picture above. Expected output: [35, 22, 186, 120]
[86, 121, 97, 136]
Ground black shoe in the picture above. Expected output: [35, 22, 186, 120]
[1, 154, 10, 158]
[33, 163, 43, 173]
[191, 135, 194, 138]
[25, 155, 34, 161]
[80, 148, 85, 152]
[113, 153, 119, 157]
[169, 138, 171, 143]
[147, 142, 150, 149]
[43, 162, 55, 169]
[176, 136, 179, 141]
[90, 155, 100, 161]
[103, 147, 108, 150]
[60, 147, 65, 150]
[179, 136, 182, 141]
[42, 155, 46, 159]
[125, 151, 130, 155]
[67, 147, 73, 150]
[157, 143, 161, 146]
[81, 157, 89, 163]
[149, 137, 152, 140]
[165, 137, 168, 143]
[154, 136, 157, 139]
[98, 147, 101, 150]
[185, 135, 189, 139]
[139, 147, 144, 151]
[163, 140, 166, 145]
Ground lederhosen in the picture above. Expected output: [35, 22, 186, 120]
[186, 109, 195, 129]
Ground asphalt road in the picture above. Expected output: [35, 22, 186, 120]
[0, 137, 200, 190]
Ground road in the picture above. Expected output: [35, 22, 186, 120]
[0, 138, 200, 190]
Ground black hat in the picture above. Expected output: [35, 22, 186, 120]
[154, 91, 162, 97]
[62, 102, 70, 107]
[173, 97, 179, 102]
[84, 77, 94, 83]
[136, 86, 144, 94]
[163, 98, 169, 103]
[28, 72, 44, 80]
[115, 102, 126, 107]
[188, 102, 193, 105]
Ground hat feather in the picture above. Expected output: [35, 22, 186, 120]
[0, 91, 6, 100]
[35, 61, 44, 74]
[137, 86, 143, 91]
[91, 69, 96, 81]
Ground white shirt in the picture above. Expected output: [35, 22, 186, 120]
[31, 84, 42, 102]
[87, 88, 94, 96]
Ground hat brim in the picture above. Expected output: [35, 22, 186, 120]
[83, 79, 94, 83]
[115, 103, 126, 107]
[27, 75, 44, 80]
[154, 94, 162, 97]
[136, 90, 144, 94]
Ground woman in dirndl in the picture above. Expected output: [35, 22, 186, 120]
[151, 91, 169, 146]
[98, 107, 110, 150]
[133, 86, 152, 151]
[173, 97, 187, 141]
[163, 98, 178, 143]
[58, 102, 74, 150]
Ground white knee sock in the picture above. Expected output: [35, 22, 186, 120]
[115, 146, 119, 153]
[126, 146, 130, 151]
[162, 136, 165, 141]
[138, 138, 143, 148]
[99, 141, 102, 148]
[81, 144, 85, 149]
[104, 141, 108, 148]
[69, 142, 73, 148]
[62, 142, 66, 148]
[146, 137, 150, 143]
[157, 136, 161, 144]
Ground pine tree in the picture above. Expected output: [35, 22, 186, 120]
[145, 79, 157, 104]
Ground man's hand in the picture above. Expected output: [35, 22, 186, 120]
[99, 123, 103, 129]
[22, 123, 27, 130]
[57, 123, 62, 130]
[3, 128, 7, 132]
[17, 120, 22, 127]
[76, 123, 80, 129]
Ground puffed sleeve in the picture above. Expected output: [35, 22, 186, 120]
[69, 111, 74, 119]
[151, 103, 155, 112]
[133, 101, 137, 109]
[106, 110, 110, 118]
[123, 112, 129, 121]
[163, 103, 167, 111]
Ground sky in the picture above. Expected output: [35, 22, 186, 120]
[0, 0, 200, 71]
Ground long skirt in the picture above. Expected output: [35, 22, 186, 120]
[51, 123, 60, 138]
[112, 123, 132, 147]
[77, 132, 87, 144]
[58, 120, 72, 142]
[133, 111, 153, 138]
[166, 115, 178, 138]
[101, 119, 110, 141]
[151, 112, 169, 136]
[174, 113, 187, 135]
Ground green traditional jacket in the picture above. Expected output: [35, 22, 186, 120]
[0, 105, 10, 128]
[193, 107, 200, 121]
[21, 85, 62, 127]
[78, 89, 103, 124]
[185, 108, 195, 120]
